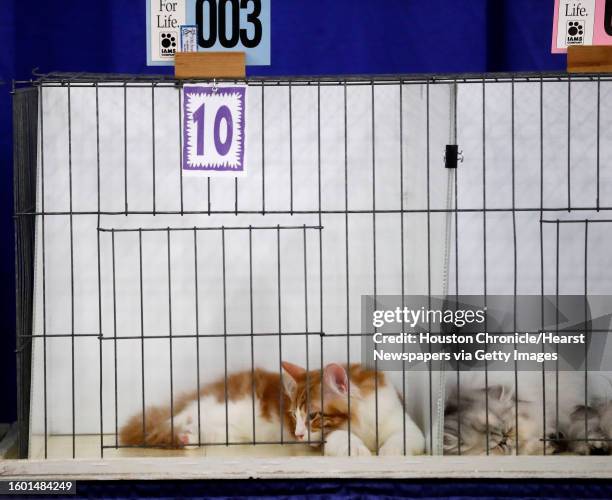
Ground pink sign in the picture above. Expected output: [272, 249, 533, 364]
[552, 0, 612, 53]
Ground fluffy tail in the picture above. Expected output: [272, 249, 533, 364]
[119, 405, 183, 449]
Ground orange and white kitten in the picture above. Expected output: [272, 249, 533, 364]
[120, 362, 425, 456]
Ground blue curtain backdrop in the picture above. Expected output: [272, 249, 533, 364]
[0, 0, 565, 424]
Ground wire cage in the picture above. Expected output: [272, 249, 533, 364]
[12, 72, 612, 468]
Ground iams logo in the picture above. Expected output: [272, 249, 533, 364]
[159, 32, 177, 57]
[567, 20, 585, 45]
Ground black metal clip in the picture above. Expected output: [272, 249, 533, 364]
[444, 145, 463, 169]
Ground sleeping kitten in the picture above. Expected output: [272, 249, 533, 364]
[443, 385, 557, 455]
[564, 402, 612, 455]
[120, 362, 425, 456]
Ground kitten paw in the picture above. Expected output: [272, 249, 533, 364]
[324, 442, 371, 456]
[379, 431, 424, 456]
[324, 431, 372, 456]
[351, 442, 373, 457]
[174, 415, 197, 447]
[176, 431, 192, 446]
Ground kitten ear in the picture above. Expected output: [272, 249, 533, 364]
[281, 361, 305, 396]
[282, 361, 306, 379]
[323, 363, 348, 397]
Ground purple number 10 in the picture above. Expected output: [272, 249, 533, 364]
[193, 103, 234, 157]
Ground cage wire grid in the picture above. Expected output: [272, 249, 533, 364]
[12, 72, 612, 462]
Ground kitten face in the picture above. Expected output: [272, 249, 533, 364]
[565, 403, 612, 455]
[599, 403, 612, 438]
[444, 385, 543, 455]
[281, 362, 350, 446]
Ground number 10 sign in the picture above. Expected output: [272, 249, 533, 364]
[183, 85, 246, 174]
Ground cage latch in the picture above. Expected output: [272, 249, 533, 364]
[444, 145, 463, 169]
